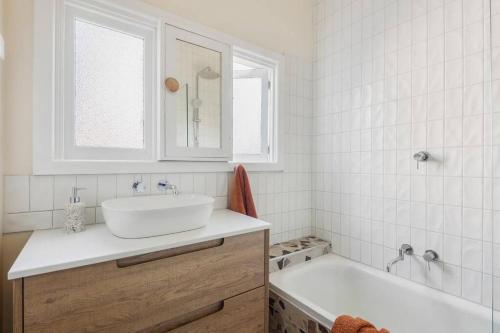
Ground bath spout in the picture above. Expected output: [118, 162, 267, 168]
[386, 255, 403, 272]
[386, 244, 413, 273]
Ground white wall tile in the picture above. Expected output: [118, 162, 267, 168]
[193, 174, 206, 194]
[462, 238, 483, 271]
[116, 174, 134, 198]
[4, 176, 30, 213]
[463, 177, 483, 209]
[443, 264, 462, 296]
[463, 147, 483, 177]
[444, 235, 462, 265]
[463, 115, 484, 146]
[96, 207, 105, 224]
[462, 268, 482, 303]
[216, 173, 228, 196]
[180, 174, 194, 193]
[54, 176, 76, 210]
[463, 0, 483, 26]
[445, 3, 461, 31]
[97, 175, 117, 204]
[52, 210, 65, 228]
[206, 173, 217, 197]
[77, 175, 97, 207]
[3, 211, 52, 233]
[463, 208, 483, 240]
[30, 176, 54, 211]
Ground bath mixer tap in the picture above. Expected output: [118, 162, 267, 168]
[386, 244, 413, 273]
[413, 151, 430, 170]
[423, 249, 439, 270]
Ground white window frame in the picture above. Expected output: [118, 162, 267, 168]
[33, 0, 284, 174]
[61, 3, 156, 161]
[231, 48, 282, 167]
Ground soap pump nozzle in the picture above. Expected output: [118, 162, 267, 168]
[69, 187, 86, 204]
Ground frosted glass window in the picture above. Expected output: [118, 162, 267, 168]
[233, 77, 263, 155]
[74, 19, 145, 149]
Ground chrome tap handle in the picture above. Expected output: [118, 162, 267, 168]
[413, 151, 430, 170]
[423, 249, 439, 270]
[132, 180, 146, 193]
[400, 244, 414, 256]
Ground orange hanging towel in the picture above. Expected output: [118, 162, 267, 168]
[331, 315, 390, 333]
[230, 165, 258, 218]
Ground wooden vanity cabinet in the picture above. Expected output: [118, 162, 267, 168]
[13, 230, 269, 333]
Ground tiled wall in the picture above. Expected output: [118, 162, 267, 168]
[3, 55, 314, 245]
[312, 0, 499, 307]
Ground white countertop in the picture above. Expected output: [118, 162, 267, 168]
[8, 209, 270, 280]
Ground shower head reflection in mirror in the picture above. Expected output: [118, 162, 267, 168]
[193, 66, 221, 146]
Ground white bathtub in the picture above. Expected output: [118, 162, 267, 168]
[270, 254, 499, 333]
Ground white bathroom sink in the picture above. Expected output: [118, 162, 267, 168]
[101, 194, 214, 238]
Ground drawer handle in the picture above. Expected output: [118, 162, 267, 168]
[139, 300, 224, 333]
[116, 238, 224, 268]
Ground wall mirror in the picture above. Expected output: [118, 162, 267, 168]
[163, 25, 232, 161]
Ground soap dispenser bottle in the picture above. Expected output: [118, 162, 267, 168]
[65, 187, 86, 233]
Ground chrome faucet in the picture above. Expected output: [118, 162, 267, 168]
[157, 180, 178, 195]
[132, 180, 146, 193]
[386, 244, 413, 272]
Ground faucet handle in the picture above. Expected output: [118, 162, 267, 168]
[132, 180, 146, 193]
[423, 249, 439, 270]
[400, 244, 413, 256]
[413, 151, 430, 170]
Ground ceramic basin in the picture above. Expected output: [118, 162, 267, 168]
[101, 194, 214, 238]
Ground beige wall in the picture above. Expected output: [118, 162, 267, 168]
[3, 0, 313, 175]
[3, 0, 32, 175]
[142, 0, 313, 59]
[1, 0, 5, 326]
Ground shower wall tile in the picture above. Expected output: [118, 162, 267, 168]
[313, 0, 497, 306]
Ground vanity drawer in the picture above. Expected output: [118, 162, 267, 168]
[167, 286, 266, 333]
[22, 231, 266, 333]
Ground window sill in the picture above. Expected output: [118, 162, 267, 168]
[229, 161, 284, 172]
[33, 159, 284, 175]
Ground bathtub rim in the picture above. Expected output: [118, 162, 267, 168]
[269, 253, 498, 331]
[270, 275, 334, 329]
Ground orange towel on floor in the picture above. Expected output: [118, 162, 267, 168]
[331, 315, 390, 333]
[230, 165, 258, 218]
